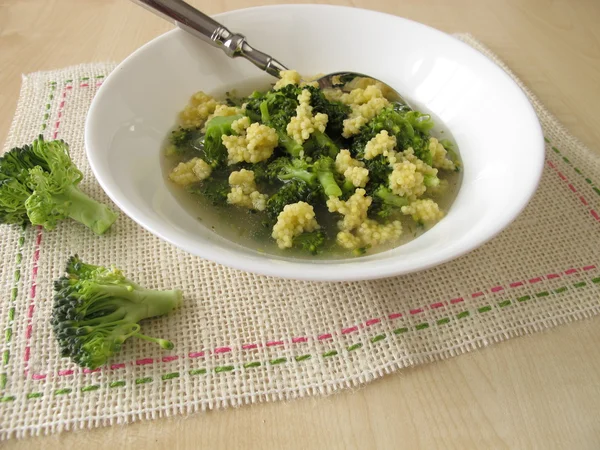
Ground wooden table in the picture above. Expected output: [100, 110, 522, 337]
[2, 0, 600, 448]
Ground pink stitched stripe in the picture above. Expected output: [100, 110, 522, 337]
[32, 374, 46, 380]
[430, 302, 445, 309]
[529, 277, 542, 284]
[214, 347, 231, 354]
[242, 344, 258, 350]
[547, 160, 556, 168]
[24, 346, 30, 362]
[565, 268, 578, 275]
[583, 265, 596, 271]
[580, 196, 588, 206]
[558, 172, 567, 181]
[58, 370, 74, 376]
[292, 337, 308, 343]
[162, 356, 178, 363]
[388, 313, 403, 319]
[135, 358, 154, 366]
[188, 352, 205, 358]
[409, 308, 423, 315]
[111, 363, 126, 369]
[318, 333, 333, 340]
[80, 83, 89, 87]
[59, 101, 65, 108]
[490, 286, 504, 293]
[96, 82, 103, 87]
[471, 292, 484, 298]
[568, 184, 577, 192]
[509, 281, 524, 287]
[25, 325, 32, 339]
[266, 341, 284, 347]
[450, 297, 464, 304]
[342, 326, 359, 334]
[66, 85, 73, 90]
[83, 368, 100, 374]
[591, 210, 600, 221]
[365, 319, 381, 326]
[546, 273, 559, 279]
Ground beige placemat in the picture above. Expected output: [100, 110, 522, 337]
[1, 34, 599, 439]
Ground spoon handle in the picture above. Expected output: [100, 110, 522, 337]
[131, 0, 288, 78]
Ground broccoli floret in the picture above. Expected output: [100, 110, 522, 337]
[266, 157, 317, 185]
[369, 186, 409, 219]
[292, 229, 326, 255]
[302, 85, 350, 136]
[166, 126, 204, 157]
[363, 155, 392, 188]
[189, 177, 229, 206]
[313, 156, 342, 198]
[350, 107, 435, 164]
[51, 255, 183, 369]
[439, 138, 461, 171]
[304, 130, 340, 159]
[259, 101, 304, 158]
[203, 114, 244, 167]
[0, 136, 118, 234]
[265, 180, 318, 225]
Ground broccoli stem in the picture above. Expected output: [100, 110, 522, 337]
[93, 284, 183, 316]
[259, 101, 304, 158]
[312, 131, 339, 158]
[374, 187, 409, 207]
[56, 185, 118, 235]
[317, 171, 342, 197]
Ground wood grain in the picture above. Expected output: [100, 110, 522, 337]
[1, 0, 600, 448]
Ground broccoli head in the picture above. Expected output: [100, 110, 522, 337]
[52, 255, 183, 369]
[189, 177, 230, 206]
[302, 85, 350, 137]
[292, 229, 326, 255]
[203, 114, 244, 167]
[265, 180, 319, 225]
[369, 185, 409, 219]
[266, 157, 316, 186]
[0, 136, 118, 234]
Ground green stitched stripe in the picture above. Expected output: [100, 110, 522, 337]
[270, 357, 287, 365]
[189, 369, 207, 376]
[536, 291, 550, 298]
[554, 286, 568, 294]
[81, 77, 89, 81]
[498, 300, 511, 308]
[478, 306, 492, 313]
[0, 373, 6, 389]
[10, 288, 17, 301]
[214, 366, 234, 373]
[244, 361, 261, 368]
[2, 350, 9, 365]
[393, 327, 408, 334]
[592, 277, 600, 284]
[552, 146, 560, 153]
[347, 343, 362, 351]
[562, 156, 570, 164]
[370, 334, 386, 343]
[81, 385, 100, 392]
[109, 381, 126, 388]
[457, 311, 470, 319]
[135, 377, 153, 385]
[574, 168, 582, 175]
[594, 187, 600, 196]
[586, 178, 592, 184]
[573, 281, 587, 288]
[5, 328, 12, 342]
[518, 295, 531, 302]
[13, 270, 20, 282]
[27, 392, 43, 399]
[54, 388, 72, 396]
[415, 323, 429, 330]
[162, 372, 180, 380]
[544, 137, 550, 143]
[295, 354, 311, 362]
[322, 350, 338, 358]
[0, 396, 16, 402]
[436, 318, 450, 325]
[15, 253, 22, 264]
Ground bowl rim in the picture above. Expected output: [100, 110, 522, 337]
[85, 4, 545, 282]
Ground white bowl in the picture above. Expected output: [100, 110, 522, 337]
[85, 5, 544, 282]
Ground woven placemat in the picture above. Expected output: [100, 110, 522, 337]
[1, 33, 599, 439]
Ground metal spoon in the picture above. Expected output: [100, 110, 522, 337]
[131, 0, 412, 109]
